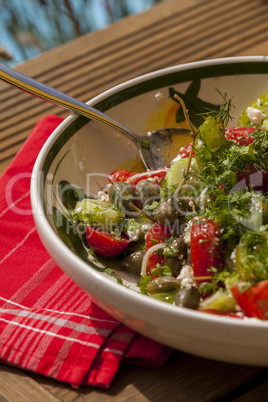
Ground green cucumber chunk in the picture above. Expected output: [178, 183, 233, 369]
[73, 198, 125, 231]
[164, 157, 200, 190]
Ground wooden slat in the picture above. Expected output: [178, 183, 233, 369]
[1, 0, 267, 108]
[12, 353, 268, 401]
[234, 377, 268, 401]
[1, 0, 268, 172]
[0, 363, 60, 402]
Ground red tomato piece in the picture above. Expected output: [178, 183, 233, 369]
[225, 127, 255, 146]
[86, 226, 130, 257]
[145, 222, 171, 249]
[108, 168, 167, 189]
[147, 253, 164, 278]
[231, 280, 268, 320]
[179, 143, 195, 158]
[107, 169, 134, 184]
[126, 169, 167, 188]
[191, 217, 220, 280]
[145, 223, 171, 277]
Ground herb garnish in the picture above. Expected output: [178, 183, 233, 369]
[201, 89, 234, 127]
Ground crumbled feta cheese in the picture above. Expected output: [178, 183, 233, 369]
[105, 183, 112, 192]
[141, 223, 151, 232]
[197, 137, 204, 148]
[97, 190, 109, 202]
[125, 228, 141, 242]
[183, 224, 192, 246]
[246, 107, 266, 125]
[177, 265, 195, 288]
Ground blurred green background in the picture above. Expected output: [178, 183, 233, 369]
[0, 0, 166, 66]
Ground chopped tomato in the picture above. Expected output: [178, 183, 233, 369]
[191, 217, 220, 280]
[145, 223, 171, 278]
[107, 169, 134, 184]
[231, 280, 268, 320]
[126, 169, 167, 188]
[179, 143, 194, 159]
[145, 222, 170, 249]
[225, 127, 255, 145]
[108, 168, 167, 188]
[86, 226, 130, 257]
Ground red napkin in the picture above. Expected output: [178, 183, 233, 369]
[0, 115, 172, 388]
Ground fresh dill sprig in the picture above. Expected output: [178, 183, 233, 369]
[202, 89, 234, 127]
[196, 139, 266, 193]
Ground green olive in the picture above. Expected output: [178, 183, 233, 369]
[176, 182, 200, 212]
[147, 276, 180, 294]
[135, 179, 160, 206]
[122, 250, 145, 276]
[164, 236, 188, 276]
[175, 286, 200, 310]
[155, 198, 185, 234]
[155, 199, 180, 225]
[108, 182, 138, 216]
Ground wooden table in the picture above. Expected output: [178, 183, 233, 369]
[1, 0, 268, 400]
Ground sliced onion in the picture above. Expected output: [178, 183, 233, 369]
[140, 242, 167, 277]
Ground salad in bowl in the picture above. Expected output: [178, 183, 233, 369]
[59, 88, 268, 321]
[31, 57, 268, 365]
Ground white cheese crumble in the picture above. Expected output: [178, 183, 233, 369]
[183, 225, 192, 246]
[246, 107, 266, 125]
[197, 137, 204, 148]
[177, 265, 195, 288]
[125, 228, 141, 242]
[97, 190, 109, 203]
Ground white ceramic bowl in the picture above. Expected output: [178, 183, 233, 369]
[31, 56, 268, 366]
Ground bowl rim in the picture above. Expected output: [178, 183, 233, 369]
[87, 55, 268, 108]
[30, 56, 268, 343]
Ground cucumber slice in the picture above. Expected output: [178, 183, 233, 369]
[164, 157, 200, 190]
[73, 198, 124, 230]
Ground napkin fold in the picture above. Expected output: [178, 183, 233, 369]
[0, 115, 172, 388]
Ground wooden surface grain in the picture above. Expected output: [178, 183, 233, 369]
[1, 0, 268, 400]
